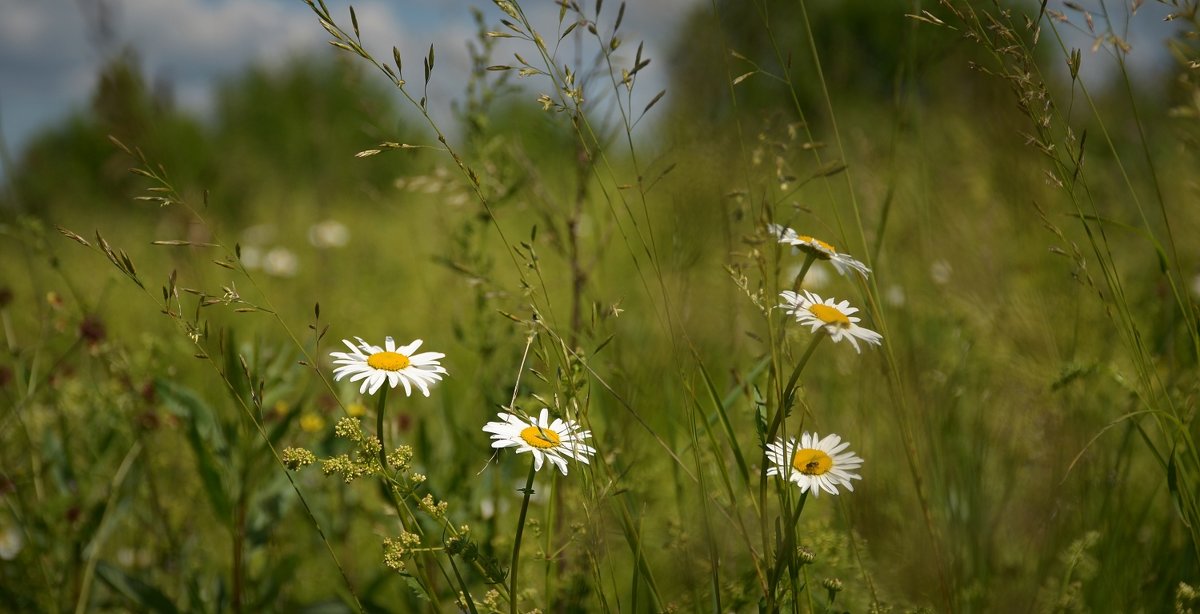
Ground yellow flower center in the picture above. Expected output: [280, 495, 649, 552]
[792, 448, 833, 475]
[798, 235, 836, 253]
[809, 304, 850, 327]
[520, 426, 562, 449]
[367, 351, 411, 371]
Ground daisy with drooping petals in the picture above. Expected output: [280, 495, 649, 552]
[766, 432, 863, 497]
[767, 223, 801, 245]
[767, 223, 871, 279]
[782, 290, 882, 353]
[483, 408, 595, 475]
[330, 336, 447, 396]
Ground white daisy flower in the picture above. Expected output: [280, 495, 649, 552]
[482, 408, 596, 475]
[766, 432, 863, 497]
[780, 290, 883, 353]
[767, 224, 871, 279]
[778, 290, 807, 316]
[308, 219, 350, 249]
[262, 247, 299, 278]
[330, 336, 447, 396]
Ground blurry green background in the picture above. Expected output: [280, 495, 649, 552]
[2, 0, 1199, 612]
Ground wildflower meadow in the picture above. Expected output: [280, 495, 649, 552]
[2, 0, 1199, 612]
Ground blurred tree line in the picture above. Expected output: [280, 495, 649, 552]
[2, 0, 1196, 218]
[1, 49, 410, 222]
[665, 0, 1194, 150]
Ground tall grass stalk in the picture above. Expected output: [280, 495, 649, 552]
[950, 0, 1200, 554]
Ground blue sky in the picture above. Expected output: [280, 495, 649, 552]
[0, 0, 1185, 166]
[0, 0, 699, 160]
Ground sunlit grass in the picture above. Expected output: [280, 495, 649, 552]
[2, 0, 1199, 612]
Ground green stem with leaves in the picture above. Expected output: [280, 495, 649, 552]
[760, 330, 824, 611]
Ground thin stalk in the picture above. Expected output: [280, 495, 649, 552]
[509, 462, 538, 614]
[376, 387, 390, 472]
[769, 332, 826, 444]
[768, 491, 809, 594]
[760, 331, 824, 610]
[233, 490, 246, 614]
[74, 442, 142, 614]
[802, 565, 815, 614]
[448, 555, 479, 614]
[374, 387, 447, 607]
[791, 254, 817, 293]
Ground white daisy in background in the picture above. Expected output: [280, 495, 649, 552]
[767, 223, 871, 279]
[930, 259, 953, 285]
[262, 247, 299, 278]
[238, 245, 263, 270]
[0, 523, 23, 560]
[884, 284, 907, 308]
[766, 432, 863, 497]
[483, 408, 596, 475]
[782, 290, 883, 352]
[308, 219, 350, 249]
[330, 336, 447, 396]
[241, 223, 276, 245]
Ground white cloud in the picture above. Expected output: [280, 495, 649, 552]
[0, 0, 702, 162]
[120, 0, 324, 72]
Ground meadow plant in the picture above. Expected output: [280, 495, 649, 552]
[2, 0, 1199, 611]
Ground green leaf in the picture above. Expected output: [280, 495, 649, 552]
[156, 378, 233, 521]
[96, 562, 179, 613]
[1166, 450, 1190, 528]
[403, 574, 433, 603]
[693, 351, 750, 488]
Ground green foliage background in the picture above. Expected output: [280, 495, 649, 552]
[2, 0, 1199, 612]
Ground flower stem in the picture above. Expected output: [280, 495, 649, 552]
[509, 462, 538, 614]
[372, 388, 442, 607]
[376, 387, 390, 472]
[448, 555, 480, 614]
[768, 490, 810, 592]
[791, 254, 816, 292]
[760, 331, 824, 610]
[802, 565, 815, 614]
[767, 331, 825, 444]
